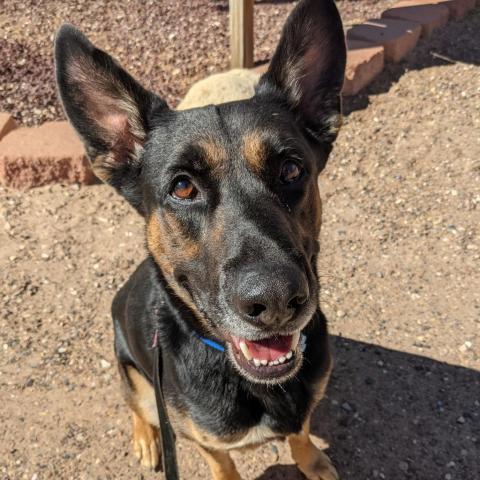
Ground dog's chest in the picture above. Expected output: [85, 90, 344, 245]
[167, 356, 311, 449]
[187, 416, 281, 451]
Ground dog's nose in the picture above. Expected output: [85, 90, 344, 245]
[233, 266, 309, 328]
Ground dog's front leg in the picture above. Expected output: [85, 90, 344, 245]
[288, 418, 338, 480]
[195, 444, 241, 480]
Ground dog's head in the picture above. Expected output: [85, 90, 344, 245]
[55, 0, 345, 385]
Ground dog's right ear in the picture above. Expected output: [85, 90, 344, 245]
[55, 24, 169, 213]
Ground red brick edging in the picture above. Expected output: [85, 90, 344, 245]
[0, 0, 477, 189]
[344, 0, 473, 93]
[0, 121, 95, 189]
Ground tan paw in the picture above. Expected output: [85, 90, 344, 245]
[132, 413, 160, 470]
[298, 450, 339, 480]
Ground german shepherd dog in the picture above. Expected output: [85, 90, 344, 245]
[55, 0, 346, 478]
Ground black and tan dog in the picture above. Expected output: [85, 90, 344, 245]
[55, 0, 346, 478]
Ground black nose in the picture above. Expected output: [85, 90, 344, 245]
[233, 265, 309, 328]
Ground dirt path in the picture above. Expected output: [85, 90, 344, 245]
[1, 10, 479, 480]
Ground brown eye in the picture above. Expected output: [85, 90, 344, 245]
[172, 177, 197, 200]
[280, 160, 302, 184]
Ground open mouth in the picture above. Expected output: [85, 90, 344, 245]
[228, 331, 307, 384]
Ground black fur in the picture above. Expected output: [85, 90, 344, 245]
[55, 0, 346, 455]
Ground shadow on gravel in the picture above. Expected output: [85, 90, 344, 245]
[257, 335, 480, 480]
[343, 10, 480, 116]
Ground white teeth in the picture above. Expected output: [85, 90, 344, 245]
[238, 339, 298, 367]
[239, 341, 253, 361]
[292, 332, 301, 350]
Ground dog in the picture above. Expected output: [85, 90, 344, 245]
[55, 0, 346, 478]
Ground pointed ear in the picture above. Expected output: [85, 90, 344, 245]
[55, 24, 168, 212]
[256, 0, 346, 145]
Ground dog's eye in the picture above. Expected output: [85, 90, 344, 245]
[171, 177, 197, 200]
[280, 160, 302, 184]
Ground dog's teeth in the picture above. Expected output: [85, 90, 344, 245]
[268, 360, 275, 366]
[273, 360, 279, 365]
[286, 351, 293, 360]
[292, 332, 301, 350]
[253, 358, 261, 367]
[239, 341, 253, 361]
[278, 355, 286, 364]
[260, 359, 268, 366]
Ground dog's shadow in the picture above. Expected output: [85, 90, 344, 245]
[256, 335, 479, 480]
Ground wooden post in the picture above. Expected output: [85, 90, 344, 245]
[229, 0, 254, 69]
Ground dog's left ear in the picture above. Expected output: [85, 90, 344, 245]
[256, 0, 346, 145]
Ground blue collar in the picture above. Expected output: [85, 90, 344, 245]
[151, 329, 224, 352]
[194, 332, 225, 352]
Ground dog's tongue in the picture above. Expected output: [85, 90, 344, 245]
[232, 335, 293, 361]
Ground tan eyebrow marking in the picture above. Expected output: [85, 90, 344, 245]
[197, 138, 228, 169]
[242, 131, 267, 175]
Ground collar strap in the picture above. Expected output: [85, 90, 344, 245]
[151, 329, 224, 352]
[194, 333, 225, 352]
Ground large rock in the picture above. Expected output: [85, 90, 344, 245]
[0, 121, 96, 189]
[177, 69, 260, 110]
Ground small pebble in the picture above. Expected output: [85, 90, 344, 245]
[100, 359, 111, 369]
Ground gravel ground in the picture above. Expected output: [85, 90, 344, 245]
[0, 0, 396, 126]
[1, 7, 480, 480]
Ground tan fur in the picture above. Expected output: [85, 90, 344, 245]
[126, 366, 158, 426]
[132, 410, 160, 470]
[288, 417, 338, 480]
[198, 138, 228, 170]
[195, 444, 242, 480]
[125, 366, 160, 470]
[147, 213, 200, 277]
[242, 131, 266, 174]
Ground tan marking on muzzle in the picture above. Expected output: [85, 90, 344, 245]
[147, 213, 213, 333]
[146, 212, 200, 276]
